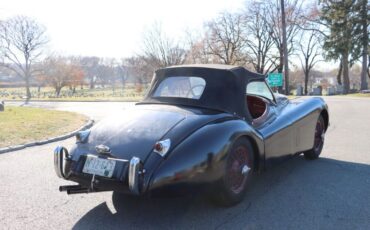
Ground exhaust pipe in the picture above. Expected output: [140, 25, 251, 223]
[59, 185, 89, 194]
[66, 188, 89, 195]
[59, 185, 83, 191]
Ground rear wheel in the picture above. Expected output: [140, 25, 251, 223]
[212, 138, 254, 206]
[304, 115, 325, 160]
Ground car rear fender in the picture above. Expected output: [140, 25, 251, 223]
[146, 119, 264, 193]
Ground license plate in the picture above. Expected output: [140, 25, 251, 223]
[83, 155, 116, 178]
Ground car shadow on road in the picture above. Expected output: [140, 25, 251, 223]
[72, 156, 370, 230]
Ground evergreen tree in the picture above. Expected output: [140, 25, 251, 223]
[319, 0, 358, 94]
[352, 0, 369, 90]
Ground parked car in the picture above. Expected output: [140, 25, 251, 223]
[54, 64, 329, 206]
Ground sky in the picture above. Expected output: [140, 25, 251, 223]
[0, 0, 245, 58]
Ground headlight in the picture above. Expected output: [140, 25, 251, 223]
[76, 129, 91, 143]
[154, 139, 171, 157]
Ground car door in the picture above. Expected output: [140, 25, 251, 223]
[246, 80, 296, 167]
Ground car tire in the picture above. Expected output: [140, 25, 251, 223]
[304, 115, 325, 160]
[212, 138, 254, 206]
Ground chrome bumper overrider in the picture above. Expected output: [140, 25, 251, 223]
[128, 157, 144, 195]
[55, 146, 144, 195]
[54, 146, 69, 179]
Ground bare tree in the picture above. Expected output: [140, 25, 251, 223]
[41, 56, 84, 97]
[244, 2, 277, 74]
[115, 58, 131, 94]
[96, 58, 123, 92]
[295, 6, 324, 95]
[205, 12, 248, 65]
[184, 30, 214, 64]
[0, 16, 48, 99]
[142, 23, 187, 68]
[263, 0, 303, 91]
[101, 58, 120, 93]
[67, 56, 85, 93]
[80, 56, 99, 89]
[297, 30, 322, 95]
[123, 56, 155, 92]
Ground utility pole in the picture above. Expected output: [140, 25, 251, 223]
[281, 0, 290, 95]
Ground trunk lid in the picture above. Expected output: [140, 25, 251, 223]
[87, 106, 186, 160]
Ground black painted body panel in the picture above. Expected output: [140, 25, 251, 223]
[258, 96, 328, 167]
[69, 104, 235, 162]
[148, 119, 264, 193]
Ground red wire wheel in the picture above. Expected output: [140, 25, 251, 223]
[314, 118, 325, 152]
[226, 145, 252, 194]
[304, 115, 326, 160]
[213, 138, 254, 206]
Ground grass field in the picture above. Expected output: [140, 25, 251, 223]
[0, 85, 147, 102]
[0, 106, 87, 148]
[1, 85, 369, 102]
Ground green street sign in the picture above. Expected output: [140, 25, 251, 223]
[267, 73, 283, 87]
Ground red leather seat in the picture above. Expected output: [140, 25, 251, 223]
[246, 95, 267, 119]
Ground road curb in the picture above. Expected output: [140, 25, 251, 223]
[0, 119, 94, 154]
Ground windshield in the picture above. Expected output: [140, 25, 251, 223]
[246, 81, 274, 101]
[153, 76, 206, 99]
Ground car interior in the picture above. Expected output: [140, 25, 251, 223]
[246, 95, 268, 120]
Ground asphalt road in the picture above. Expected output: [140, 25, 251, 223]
[1, 97, 370, 229]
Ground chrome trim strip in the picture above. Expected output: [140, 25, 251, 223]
[128, 157, 141, 195]
[85, 154, 129, 162]
[107, 157, 129, 162]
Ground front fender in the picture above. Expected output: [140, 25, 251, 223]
[147, 119, 264, 193]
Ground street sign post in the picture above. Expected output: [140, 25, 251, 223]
[267, 73, 283, 87]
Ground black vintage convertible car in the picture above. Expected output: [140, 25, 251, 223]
[54, 64, 329, 206]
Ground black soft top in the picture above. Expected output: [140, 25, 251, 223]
[141, 64, 265, 119]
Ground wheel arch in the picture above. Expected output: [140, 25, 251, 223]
[320, 109, 329, 131]
[239, 135, 262, 173]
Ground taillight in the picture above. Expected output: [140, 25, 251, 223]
[153, 139, 171, 157]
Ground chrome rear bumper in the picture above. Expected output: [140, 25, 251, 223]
[54, 146, 144, 195]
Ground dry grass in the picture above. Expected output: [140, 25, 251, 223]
[0, 106, 87, 148]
